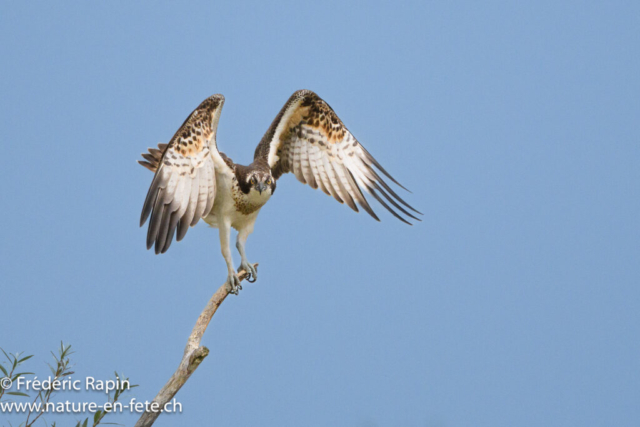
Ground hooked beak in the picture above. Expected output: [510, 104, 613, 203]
[256, 183, 267, 194]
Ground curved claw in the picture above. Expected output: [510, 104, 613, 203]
[226, 272, 242, 295]
[238, 262, 258, 283]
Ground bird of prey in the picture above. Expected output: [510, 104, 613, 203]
[139, 90, 420, 294]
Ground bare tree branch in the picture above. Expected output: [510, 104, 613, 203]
[134, 264, 258, 427]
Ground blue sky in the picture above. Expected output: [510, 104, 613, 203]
[1, 1, 638, 426]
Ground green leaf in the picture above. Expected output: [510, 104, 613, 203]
[17, 355, 33, 364]
[82, 418, 89, 427]
[12, 372, 34, 380]
[6, 391, 30, 397]
[0, 364, 8, 376]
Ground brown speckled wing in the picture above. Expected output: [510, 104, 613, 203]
[254, 90, 421, 224]
[140, 94, 227, 254]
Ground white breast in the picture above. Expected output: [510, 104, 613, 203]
[203, 170, 271, 231]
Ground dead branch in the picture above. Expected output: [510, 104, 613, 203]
[134, 264, 258, 427]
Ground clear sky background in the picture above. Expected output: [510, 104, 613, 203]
[1, 1, 638, 426]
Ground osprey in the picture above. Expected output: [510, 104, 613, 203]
[139, 90, 420, 294]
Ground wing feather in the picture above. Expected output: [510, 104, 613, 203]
[178, 172, 200, 241]
[317, 153, 342, 202]
[192, 164, 210, 226]
[309, 144, 330, 196]
[203, 158, 217, 215]
[147, 188, 165, 249]
[302, 142, 318, 189]
[345, 169, 379, 220]
[139, 94, 228, 253]
[292, 137, 305, 184]
[320, 154, 346, 204]
[254, 90, 419, 223]
[333, 163, 358, 212]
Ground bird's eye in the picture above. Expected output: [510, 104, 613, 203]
[251, 177, 256, 184]
[266, 178, 271, 185]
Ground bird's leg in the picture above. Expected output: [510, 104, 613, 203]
[236, 229, 257, 283]
[219, 221, 241, 295]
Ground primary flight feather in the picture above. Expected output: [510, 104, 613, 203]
[139, 90, 421, 294]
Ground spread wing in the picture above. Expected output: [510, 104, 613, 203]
[254, 90, 421, 224]
[139, 94, 229, 254]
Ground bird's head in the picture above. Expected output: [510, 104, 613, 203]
[246, 170, 276, 195]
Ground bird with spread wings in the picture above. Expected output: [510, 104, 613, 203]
[139, 90, 421, 294]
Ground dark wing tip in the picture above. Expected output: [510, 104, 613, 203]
[140, 198, 153, 227]
[138, 160, 156, 173]
[358, 146, 422, 215]
[367, 189, 412, 225]
[358, 197, 381, 222]
[176, 219, 190, 242]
